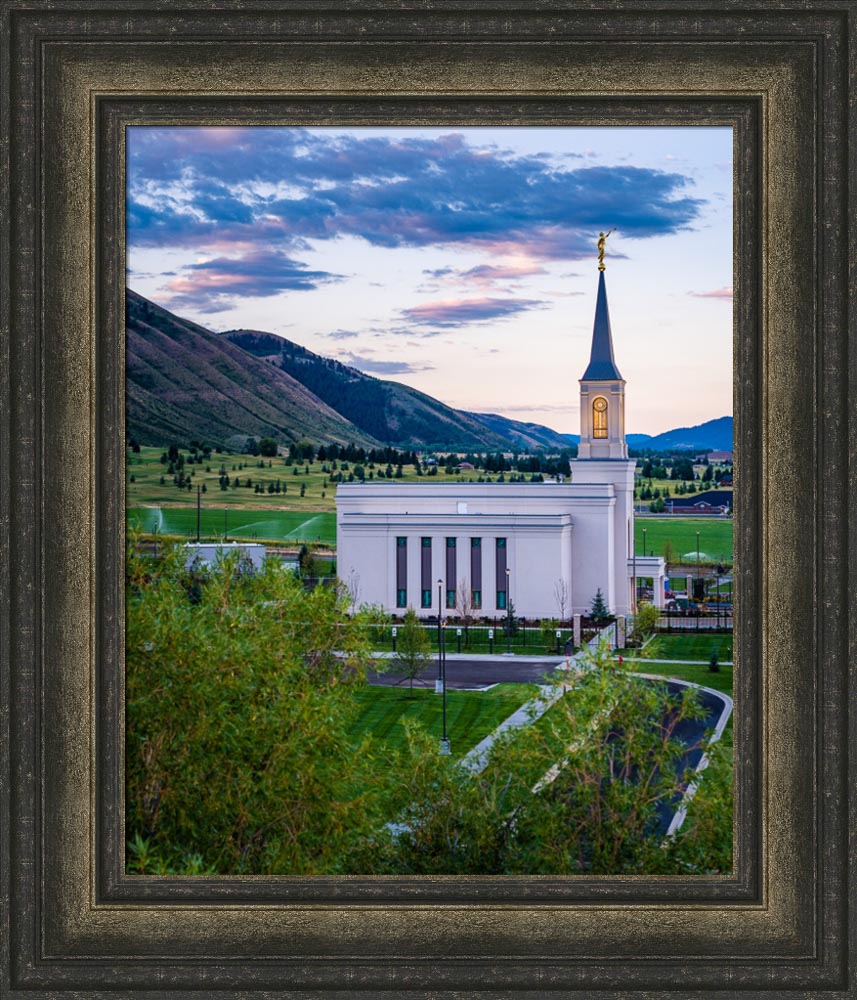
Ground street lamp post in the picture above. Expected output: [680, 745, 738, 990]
[440, 620, 450, 755]
[643, 527, 647, 558]
[505, 566, 511, 653]
[436, 579, 443, 694]
[696, 530, 701, 628]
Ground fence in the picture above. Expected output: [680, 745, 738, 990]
[657, 611, 734, 632]
[367, 622, 577, 656]
[366, 612, 732, 655]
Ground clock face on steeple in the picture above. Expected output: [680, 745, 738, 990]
[592, 396, 608, 438]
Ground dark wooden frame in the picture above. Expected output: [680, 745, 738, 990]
[1, 3, 854, 996]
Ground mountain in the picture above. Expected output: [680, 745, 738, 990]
[630, 417, 733, 452]
[464, 412, 574, 452]
[125, 291, 377, 449]
[127, 291, 733, 455]
[223, 330, 513, 452]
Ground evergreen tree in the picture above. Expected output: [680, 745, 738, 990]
[590, 588, 610, 622]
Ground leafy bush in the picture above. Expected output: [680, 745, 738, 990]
[126, 542, 386, 874]
[628, 601, 660, 647]
[363, 639, 732, 876]
[126, 553, 732, 877]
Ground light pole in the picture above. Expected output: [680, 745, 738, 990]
[440, 619, 450, 755]
[696, 530, 701, 625]
[505, 566, 511, 653]
[196, 484, 202, 542]
[643, 527, 647, 558]
[696, 531, 700, 583]
[436, 579, 443, 694]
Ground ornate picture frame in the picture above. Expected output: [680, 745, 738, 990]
[1, 3, 853, 995]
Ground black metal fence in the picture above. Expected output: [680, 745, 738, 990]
[656, 612, 734, 632]
[367, 622, 578, 656]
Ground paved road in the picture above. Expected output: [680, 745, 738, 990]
[368, 655, 565, 689]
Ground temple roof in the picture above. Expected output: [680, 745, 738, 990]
[581, 270, 623, 381]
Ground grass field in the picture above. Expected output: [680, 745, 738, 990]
[349, 683, 536, 758]
[624, 633, 733, 662]
[127, 506, 337, 545]
[635, 517, 733, 563]
[126, 447, 735, 558]
[126, 445, 498, 514]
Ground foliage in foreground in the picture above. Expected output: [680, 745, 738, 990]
[358, 640, 732, 876]
[126, 550, 732, 876]
[126, 541, 386, 874]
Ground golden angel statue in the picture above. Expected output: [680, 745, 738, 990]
[597, 228, 615, 270]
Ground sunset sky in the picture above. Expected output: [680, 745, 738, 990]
[127, 125, 732, 437]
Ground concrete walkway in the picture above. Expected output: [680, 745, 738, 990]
[459, 683, 565, 774]
[370, 650, 566, 664]
[620, 657, 734, 666]
[457, 634, 611, 773]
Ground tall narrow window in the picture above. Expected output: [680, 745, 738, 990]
[420, 537, 432, 608]
[495, 537, 507, 610]
[593, 396, 608, 438]
[446, 537, 457, 608]
[396, 536, 407, 607]
[470, 537, 482, 607]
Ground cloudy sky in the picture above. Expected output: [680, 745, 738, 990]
[127, 125, 732, 436]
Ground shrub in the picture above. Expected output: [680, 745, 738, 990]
[126, 544, 384, 875]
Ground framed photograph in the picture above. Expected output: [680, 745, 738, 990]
[123, 120, 736, 882]
[2, 3, 853, 996]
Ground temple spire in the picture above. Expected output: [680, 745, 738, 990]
[581, 269, 623, 381]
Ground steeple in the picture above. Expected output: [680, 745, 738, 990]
[575, 234, 627, 460]
[581, 270, 623, 381]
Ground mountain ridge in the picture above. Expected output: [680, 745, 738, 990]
[127, 290, 733, 454]
[126, 291, 378, 449]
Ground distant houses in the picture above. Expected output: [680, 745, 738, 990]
[665, 490, 732, 515]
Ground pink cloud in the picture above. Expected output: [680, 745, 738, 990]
[691, 286, 733, 300]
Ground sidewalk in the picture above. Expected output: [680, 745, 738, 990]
[620, 657, 734, 666]
[371, 650, 567, 664]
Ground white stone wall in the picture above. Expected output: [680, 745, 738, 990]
[568, 458, 636, 616]
[336, 480, 635, 619]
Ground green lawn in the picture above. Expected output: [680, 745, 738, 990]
[127, 506, 336, 545]
[624, 633, 733, 662]
[349, 683, 536, 758]
[635, 517, 733, 563]
[127, 445, 737, 558]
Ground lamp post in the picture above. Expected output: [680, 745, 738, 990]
[643, 527, 647, 558]
[696, 530, 700, 582]
[440, 619, 450, 755]
[196, 484, 201, 542]
[436, 579, 443, 694]
[696, 530, 701, 625]
[505, 566, 511, 653]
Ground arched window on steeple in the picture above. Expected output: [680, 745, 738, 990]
[593, 396, 608, 438]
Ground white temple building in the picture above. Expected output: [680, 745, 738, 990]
[336, 262, 665, 619]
